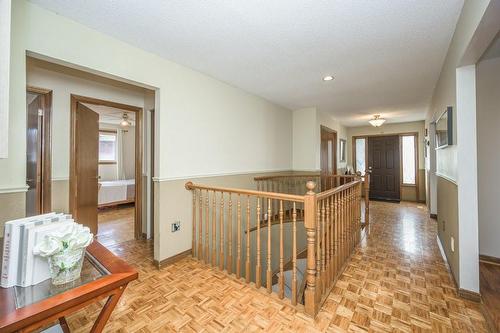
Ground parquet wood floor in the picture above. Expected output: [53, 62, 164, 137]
[96, 204, 135, 247]
[66, 201, 488, 332]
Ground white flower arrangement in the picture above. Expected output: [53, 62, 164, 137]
[33, 223, 94, 257]
[33, 223, 94, 284]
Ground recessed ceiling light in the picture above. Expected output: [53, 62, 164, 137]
[323, 75, 334, 81]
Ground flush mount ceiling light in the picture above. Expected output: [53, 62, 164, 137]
[120, 113, 132, 127]
[369, 114, 386, 127]
[323, 75, 334, 81]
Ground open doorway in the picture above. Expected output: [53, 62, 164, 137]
[25, 86, 52, 216]
[70, 95, 143, 246]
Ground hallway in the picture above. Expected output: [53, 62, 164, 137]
[67, 201, 488, 332]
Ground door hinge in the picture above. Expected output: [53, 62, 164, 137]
[38, 109, 44, 117]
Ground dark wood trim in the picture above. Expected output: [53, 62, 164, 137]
[27, 87, 52, 214]
[150, 109, 155, 240]
[479, 254, 500, 265]
[98, 161, 117, 165]
[70, 94, 143, 240]
[154, 249, 192, 269]
[430, 213, 437, 219]
[98, 199, 135, 209]
[99, 129, 117, 134]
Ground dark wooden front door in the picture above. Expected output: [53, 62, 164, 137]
[75, 102, 99, 235]
[368, 135, 400, 201]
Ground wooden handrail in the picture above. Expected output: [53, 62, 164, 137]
[185, 176, 367, 318]
[316, 179, 362, 200]
[185, 181, 305, 202]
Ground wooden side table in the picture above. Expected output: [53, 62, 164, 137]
[0, 241, 138, 332]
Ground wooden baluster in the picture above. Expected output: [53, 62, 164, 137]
[292, 202, 297, 305]
[279, 200, 284, 299]
[245, 196, 251, 283]
[326, 196, 331, 286]
[321, 199, 326, 293]
[205, 190, 209, 264]
[212, 191, 217, 267]
[266, 198, 272, 293]
[256, 198, 262, 288]
[237, 194, 241, 279]
[329, 195, 334, 280]
[198, 190, 203, 261]
[340, 191, 345, 266]
[219, 192, 225, 271]
[192, 189, 196, 258]
[228, 194, 233, 274]
[304, 181, 318, 316]
[316, 197, 321, 295]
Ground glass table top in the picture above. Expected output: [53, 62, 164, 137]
[14, 252, 109, 309]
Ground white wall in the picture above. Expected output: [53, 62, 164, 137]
[3, 0, 293, 261]
[292, 107, 347, 172]
[292, 108, 317, 171]
[456, 65, 479, 293]
[476, 56, 500, 258]
[0, 0, 11, 159]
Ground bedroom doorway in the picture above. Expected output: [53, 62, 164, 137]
[69, 94, 143, 246]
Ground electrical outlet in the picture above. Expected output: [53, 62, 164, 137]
[172, 221, 181, 232]
[451, 236, 455, 252]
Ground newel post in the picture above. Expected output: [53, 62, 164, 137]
[364, 172, 370, 225]
[304, 181, 318, 317]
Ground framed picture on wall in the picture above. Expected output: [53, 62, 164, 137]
[339, 139, 346, 162]
[436, 106, 453, 149]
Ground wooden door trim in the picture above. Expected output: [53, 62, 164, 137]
[353, 132, 419, 201]
[320, 125, 338, 174]
[70, 94, 143, 240]
[27, 86, 52, 213]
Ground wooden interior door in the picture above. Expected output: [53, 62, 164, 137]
[26, 93, 43, 216]
[320, 126, 337, 190]
[75, 102, 99, 234]
[368, 135, 400, 201]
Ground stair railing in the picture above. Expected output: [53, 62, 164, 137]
[185, 177, 364, 317]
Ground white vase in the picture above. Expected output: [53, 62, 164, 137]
[48, 248, 85, 285]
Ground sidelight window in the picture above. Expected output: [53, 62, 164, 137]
[402, 135, 416, 185]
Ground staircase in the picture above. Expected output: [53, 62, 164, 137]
[185, 173, 370, 317]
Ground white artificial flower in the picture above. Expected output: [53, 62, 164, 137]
[33, 236, 63, 257]
[67, 225, 93, 250]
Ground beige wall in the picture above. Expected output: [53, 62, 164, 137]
[437, 176, 459, 283]
[476, 55, 500, 258]
[0, 192, 25, 232]
[346, 121, 426, 202]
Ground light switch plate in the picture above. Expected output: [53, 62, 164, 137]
[172, 221, 181, 232]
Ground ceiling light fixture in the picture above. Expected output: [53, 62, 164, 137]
[120, 113, 132, 127]
[369, 114, 386, 127]
[323, 75, 334, 81]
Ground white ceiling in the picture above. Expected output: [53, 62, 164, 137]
[83, 103, 136, 126]
[30, 0, 464, 127]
